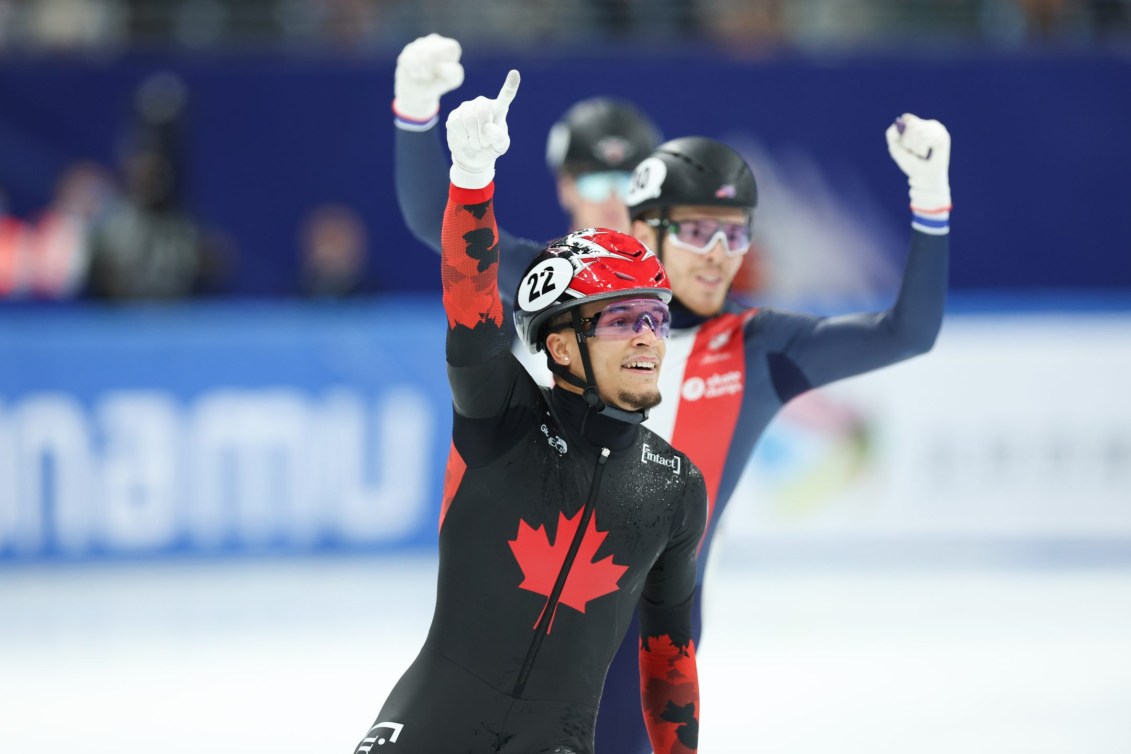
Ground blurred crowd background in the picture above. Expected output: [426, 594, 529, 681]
[0, 0, 1127, 304]
[0, 0, 1128, 53]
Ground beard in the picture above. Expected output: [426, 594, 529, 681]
[614, 387, 662, 412]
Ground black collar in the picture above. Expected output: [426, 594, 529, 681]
[550, 386, 638, 453]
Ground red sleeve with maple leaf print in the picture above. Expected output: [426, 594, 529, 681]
[639, 462, 707, 754]
[441, 180, 541, 471]
[442, 183, 509, 371]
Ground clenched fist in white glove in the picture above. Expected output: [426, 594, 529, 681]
[886, 113, 952, 234]
[446, 70, 520, 190]
[393, 33, 465, 125]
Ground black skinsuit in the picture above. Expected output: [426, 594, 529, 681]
[353, 182, 708, 754]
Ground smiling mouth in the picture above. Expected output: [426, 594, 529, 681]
[623, 360, 657, 372]
[695, 272, 724, 286]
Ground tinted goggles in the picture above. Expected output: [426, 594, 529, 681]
[575, 171, 632, 203]
[578, 298, 671, 340]
[646, 217, 752, 257]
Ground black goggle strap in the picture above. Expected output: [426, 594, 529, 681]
[655, 207, 669, 264]
[542, 315, 597, 395]
[571, 307, 604, 411]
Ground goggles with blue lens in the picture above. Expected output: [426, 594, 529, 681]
[575, 171, 632, 203]
[645, 217, 752, 257]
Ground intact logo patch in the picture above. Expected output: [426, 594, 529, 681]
[642, 442, 681, 474]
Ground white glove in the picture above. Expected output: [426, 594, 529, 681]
[446, 70, 520, 189]
[393, 33, 465, 124]
[886, 113, 952, 213]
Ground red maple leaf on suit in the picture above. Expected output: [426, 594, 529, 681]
[508, 509, 628, 633]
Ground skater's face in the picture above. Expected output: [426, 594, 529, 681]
[634, 205, 750, 317]
[544, 295, 669, 412]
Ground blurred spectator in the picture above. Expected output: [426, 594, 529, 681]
[0, 0, 125, 52]
[0, 0, 1126, 52]
[27, 0, 126, 50]
[588, 0, 698, 38]
[277, 0, 386, 49]
[297, 203, 378, 298]
[0, 165, 112, 302]
[1015, 0, 1084, 36]
[700, 0, 786, 48]
[1089, 0, 1131, 36]
[0, 186, 31, 297]
[85, 71, 231, 301]
[27, 162, 116, 299]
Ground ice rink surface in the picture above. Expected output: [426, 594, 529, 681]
[3, 552, 1130, 753]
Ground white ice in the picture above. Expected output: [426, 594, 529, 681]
[2, 553, 1130, 753]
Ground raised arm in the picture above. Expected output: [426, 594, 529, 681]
[394, 34, 541, 303]
[639, 463, 708, 754]
[441, 70, 531, 422]
[754, 114, 952, 401]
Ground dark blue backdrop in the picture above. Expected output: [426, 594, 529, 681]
[1, 49, 1128, 296]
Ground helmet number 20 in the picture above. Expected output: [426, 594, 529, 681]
[517, 258, 574, 312]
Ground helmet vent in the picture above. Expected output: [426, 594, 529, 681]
[666, 150, 704, 173]
[614, 271, 634, 281]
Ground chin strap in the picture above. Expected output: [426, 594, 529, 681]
[545, 309, 647, 425]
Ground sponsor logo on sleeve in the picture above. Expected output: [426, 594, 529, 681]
[541, 423, 568, 454]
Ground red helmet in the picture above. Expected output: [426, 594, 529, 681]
[514, 227, 671, 353]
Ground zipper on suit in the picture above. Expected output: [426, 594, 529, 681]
[512, 447, 611, 697]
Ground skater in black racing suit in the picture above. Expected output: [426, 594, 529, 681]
[353, 70, 707, 754]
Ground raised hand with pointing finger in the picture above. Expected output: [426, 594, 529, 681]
[445, 70, 520, 190]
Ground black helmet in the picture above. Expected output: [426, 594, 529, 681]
[545, 98, 661, 176]
[625, 136, 757, 219]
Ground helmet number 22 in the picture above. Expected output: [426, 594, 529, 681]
[517, 258, 574, 313]
[526, 268, 556, 301]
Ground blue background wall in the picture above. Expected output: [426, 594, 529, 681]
[1, 50, 1128, 296]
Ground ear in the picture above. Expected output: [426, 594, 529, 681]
[544, 331, 573, 367]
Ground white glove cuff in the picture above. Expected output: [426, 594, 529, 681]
[392, 97, 440, 128]
[909, 185, 951, 213]
[909, 185, 951, 235]
[450, 164, 494, 190]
